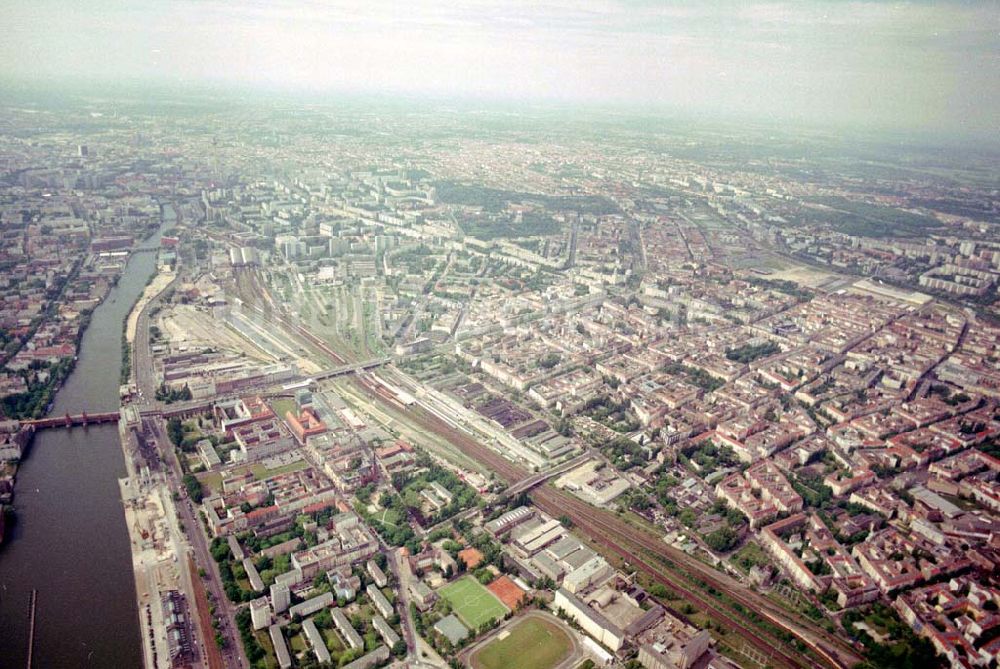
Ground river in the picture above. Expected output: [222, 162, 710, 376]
[0, 206, 175, 668]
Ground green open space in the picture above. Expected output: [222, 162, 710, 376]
[289, 633, 307, 653]
[322, 628, 346, 654]
[439, 576, 508, 630]
[270, 397, 297, 419]
[198, 457, 309, 493]
[472, 617, 572, 669]
[731, 541, 771, 574]
[803, 196, 943, 239]
[253, 629, 280, 669]
[250, 458, 309, 479]
[198, 470, 224, 492]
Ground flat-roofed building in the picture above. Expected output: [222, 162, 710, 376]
[434, 614, 469, 646]
[333, 608, 363, 650]
[367, 559, 388, 587]
[530, 552, 565, 582]
[269, 624, 292, 669]
[637, 618, 712, 669]
[303, 618, 332, 664]
[563, 556, 612, 594]
[243, 558, 265, 592]
[410, 581, 437, 611]
[367, 584, 394, 619]
[274, 568, 303, 589]
[197, 439, 222, 469]
[227, 535, 245, 561]
[250, 597, 270, 630]
[372, 614, 400, 647]
[554, 587, 625, 652]
[270, 583, 290, 614]
[288, 592, 334, 619]
[342, 645, 389, 669]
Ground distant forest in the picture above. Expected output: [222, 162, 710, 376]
[434, 181, 620, 216]
[801, 196, 945, 239]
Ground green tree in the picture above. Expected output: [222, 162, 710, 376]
[183, 473, 204, 503]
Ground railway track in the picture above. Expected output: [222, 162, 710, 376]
[553, 502, 812, 669]
[314, 348, 857, 667]
[367, 393, 860, 668]
[534, 488, 859, 669]
[260, 276, 859, 668]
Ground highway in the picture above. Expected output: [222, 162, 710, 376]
[502, 451, 595, 496]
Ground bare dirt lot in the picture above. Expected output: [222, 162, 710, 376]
[160, 304, 274, 361]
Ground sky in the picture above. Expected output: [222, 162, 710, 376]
[2, 1, 998, 138]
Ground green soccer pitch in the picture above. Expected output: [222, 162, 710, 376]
[471, 617, 573, 669]
[439, 576, 508, 630]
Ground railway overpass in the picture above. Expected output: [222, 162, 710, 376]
[311, 356, 391, 381]
[503, 452, 594, 497]
[132, 357, 390, 419]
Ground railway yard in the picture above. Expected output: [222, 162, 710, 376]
[10, 103, 997, 669]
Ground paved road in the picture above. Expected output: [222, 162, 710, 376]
[132, 273, 181, 401]
[386, 546, 419, 658]
[149, 417, 248, 669]
[156, 481, 211, 668]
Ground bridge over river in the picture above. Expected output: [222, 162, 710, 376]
[22, 412, 120, 431]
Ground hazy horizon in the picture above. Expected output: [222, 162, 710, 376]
[4, 1, 998, 141]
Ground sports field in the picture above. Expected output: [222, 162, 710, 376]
[471, 617, 572, 669]
[439, 576, 508, 630]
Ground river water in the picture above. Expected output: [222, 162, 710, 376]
[0, 207, 174, 668]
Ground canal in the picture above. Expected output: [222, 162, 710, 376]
[0, 207, 175, 668]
